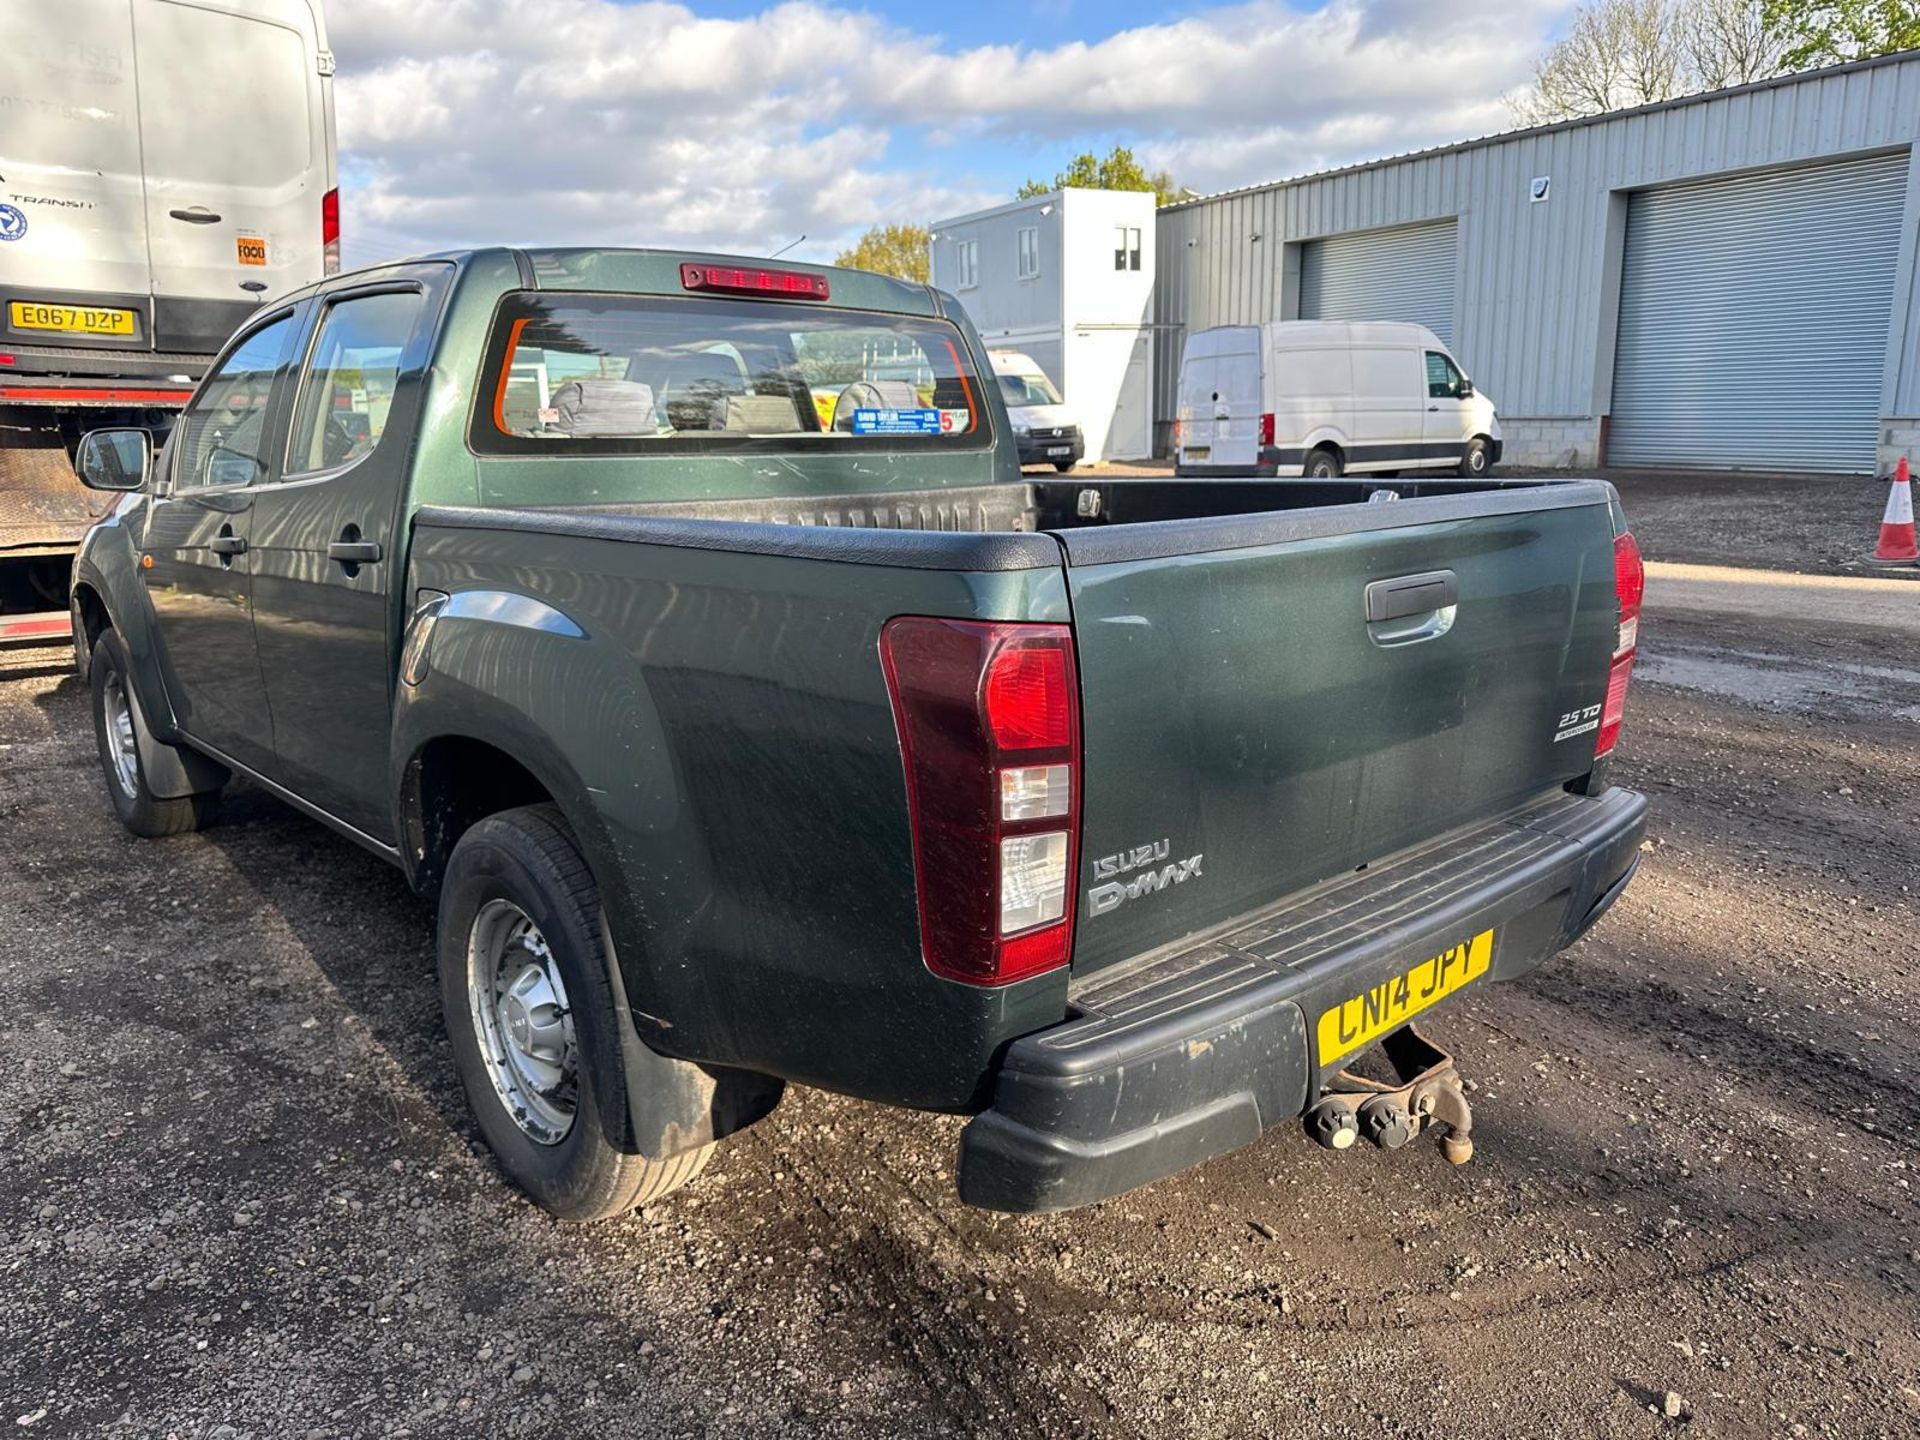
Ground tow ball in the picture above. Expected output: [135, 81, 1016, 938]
[1302, 1025, 1474, 1166]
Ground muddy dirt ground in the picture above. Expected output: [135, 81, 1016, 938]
[4, 478, 1918, 1438]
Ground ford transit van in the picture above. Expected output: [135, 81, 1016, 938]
[1174, 322, 1500, 479]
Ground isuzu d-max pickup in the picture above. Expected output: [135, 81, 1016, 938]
[68, 248, 1647, 1218]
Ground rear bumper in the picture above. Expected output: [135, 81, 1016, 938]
[957, 786, 1647, 1213]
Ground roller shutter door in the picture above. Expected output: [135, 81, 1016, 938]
[1609, 153, 1904, 473]
[1299, 220, 1457, 343]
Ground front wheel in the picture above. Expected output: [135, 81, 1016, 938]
[1304, 447, 1343, 479]
[1457, 438, 1494, 477]
[439, 804, 713, 1220]
[1052, 460, 1076, 473]
[89, 630, 220, 838]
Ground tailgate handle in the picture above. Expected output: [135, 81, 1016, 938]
[1366, 570, 1457, 624]
[169, 207, 223, 224]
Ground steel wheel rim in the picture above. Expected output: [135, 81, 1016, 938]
[467, 898, 577, 1145]
[101, 672, 139, 800]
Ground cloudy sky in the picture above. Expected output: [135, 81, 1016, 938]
[326, 0, 1571, 268]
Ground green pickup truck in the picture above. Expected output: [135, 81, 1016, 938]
[68, 248, 1648, 1219]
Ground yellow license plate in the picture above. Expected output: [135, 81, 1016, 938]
[9, 301, 137, 337]
[1317, 928, 1494, 1065]
[1185, 446, 1210, 460]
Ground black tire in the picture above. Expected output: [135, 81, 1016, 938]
[1052, 461, 1075, 473]
[90, 630, 220, 838]
[1304, 447, 1343, 479]
[1457, 437, 1494, 477]
[439, 804, 712, 1220]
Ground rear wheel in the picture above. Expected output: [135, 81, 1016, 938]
[1304, 447, 1343, 479]
[1052, 460, 1075, 473]
[89, 630, 220, 838]
[439, 804, 713, 1220]
[1457, 437, 1494, 477]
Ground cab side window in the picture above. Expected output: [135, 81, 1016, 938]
[172, 315, 295, 489]
[286, 291, 424, 475]
[1425, 351, 1466, 400]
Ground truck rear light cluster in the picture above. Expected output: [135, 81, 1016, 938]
[1258, 412, 1276, 447]
[1595, 528, 1644, 758]
[880, 617, 1081, 986]
[321, 188, 341, 275]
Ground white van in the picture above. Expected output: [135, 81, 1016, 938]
[1174, 322, 1501, 479]
[988, 350, 1083, 472]
[0, 0, 339, 376]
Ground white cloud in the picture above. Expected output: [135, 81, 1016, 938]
[325, 0, 1566, 267]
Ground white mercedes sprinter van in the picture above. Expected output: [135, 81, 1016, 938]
[0, 0, 339, 379]
[1173, 322, 1501, 479]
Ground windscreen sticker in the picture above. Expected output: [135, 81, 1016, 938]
[0, 205, 27, 242]
[851, 407, 943, 435]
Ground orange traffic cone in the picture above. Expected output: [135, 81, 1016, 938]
[1869, 456, 1919, 566]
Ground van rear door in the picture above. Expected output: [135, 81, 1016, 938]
[1178, 327, 1259, 470]
[132, 0, 329, 351]
[0, 0, 154, 352]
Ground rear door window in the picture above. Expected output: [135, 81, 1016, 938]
[286, 291, 425, 474]
[475, 294, 991, 455]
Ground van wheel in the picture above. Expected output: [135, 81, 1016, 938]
[1458, 438, 1494, 477]
[89, 630, 221, 838]
[1305, 448, 1342, 479]
[1053, 461, 1075, 473]
[439, 804, 714, 1220]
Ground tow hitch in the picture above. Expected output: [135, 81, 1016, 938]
[1303, 1025, 1474, 1165]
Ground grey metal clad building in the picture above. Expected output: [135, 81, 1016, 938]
[1153, 51, 1920, 473]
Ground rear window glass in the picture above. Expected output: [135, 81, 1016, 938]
[474, 294, 990, 455]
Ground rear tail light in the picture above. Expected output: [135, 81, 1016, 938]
[1172, 418, 1184, 449]
[321, 187, 341, 275]
[880, 618, 1081, 986]
[1595, 529, 1644, 757]
[1258, 412, 1275, 447]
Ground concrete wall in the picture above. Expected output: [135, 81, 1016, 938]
[1154, 52, 1920, 471]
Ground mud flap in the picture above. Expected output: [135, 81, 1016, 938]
[598, 915, 784, 1160]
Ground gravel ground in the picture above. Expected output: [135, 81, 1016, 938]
[4, 475, 1918, 1438]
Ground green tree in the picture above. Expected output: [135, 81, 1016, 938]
[1764, 0, 1920, 68]
[833, 222, 930, 283]
[1017, 145, 1185, 205]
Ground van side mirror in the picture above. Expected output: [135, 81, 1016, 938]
[75, 429, 151, 491]
[1458, 379, 1474, 399]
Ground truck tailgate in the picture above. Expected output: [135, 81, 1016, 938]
[1059, 483, 1620, 976]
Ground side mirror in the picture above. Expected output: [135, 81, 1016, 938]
[75, 428, 151, 491]
[1458, 379, 1475, 399]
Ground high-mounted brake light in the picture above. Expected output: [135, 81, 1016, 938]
[321, 187, 341, 275]
[680, 262, 830, 300]
[1595, 529, 1643, 758]
[1258, 412, 1276, 448]
[880, 618, 1081, 986]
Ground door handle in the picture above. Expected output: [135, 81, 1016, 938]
[209, 535, 248, 555]
[1427, 404, 1440, 412]
[1366, 569, 1457, 623]
[328, 540, 383, 564]
[169, 207, 223, 224]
